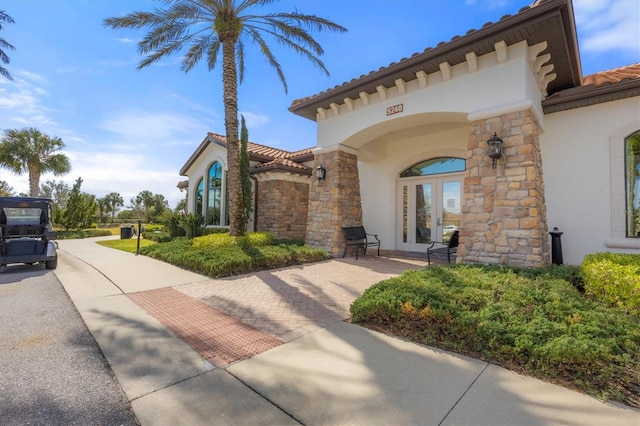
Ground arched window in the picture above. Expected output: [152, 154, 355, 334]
[207, 162, 223, 226]
[195, 178, 204, 218]
[626, 131, 640, 237]
[400, 157, 465, 177]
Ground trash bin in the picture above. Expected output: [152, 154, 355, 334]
[549, 227, 564, 265]
[120, 226, 133, 239]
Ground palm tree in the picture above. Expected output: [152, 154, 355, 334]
[104, 0, 346, 236]
[0, 128, 71, 197]
[0, 10, 15, 80]
[104, 192, 124, 223]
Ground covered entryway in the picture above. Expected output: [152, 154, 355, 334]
[396, 157, 463, 252]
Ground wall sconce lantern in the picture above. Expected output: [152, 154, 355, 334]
[316, 164, 327, 183]
[486, 132, 503, 169]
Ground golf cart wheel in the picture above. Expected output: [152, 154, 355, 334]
[45, 257, 57, 270]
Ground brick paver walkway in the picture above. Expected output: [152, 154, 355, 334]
[177, 256, 427, 342]
[128, 288, 283, 367]
[128, 256, 426, 366]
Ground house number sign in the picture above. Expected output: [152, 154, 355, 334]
[386, 103, 404, 116]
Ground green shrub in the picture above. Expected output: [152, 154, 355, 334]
[350, 264, 640, 406]
[581, 253, 640, 315]
[192, 231, 274, 249]
[179, 213, 204, 239]
[160, 211, 185, 238]
[140, 239, 329, 278]
[143, 223, 163, 232]
[202, 227, 230, 236]
[142, 231, 171, 243]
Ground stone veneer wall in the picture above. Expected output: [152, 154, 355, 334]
[458, 110, 550, 266]
[256, 178, 309, 240]
[306, 150, 362, 256]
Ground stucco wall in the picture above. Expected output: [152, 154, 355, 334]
[541, 96, 640, 265]
[358, 126, 469, 250]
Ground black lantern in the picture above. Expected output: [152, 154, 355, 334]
[316, 164, 327, 183]
[486, 132, 503, 169]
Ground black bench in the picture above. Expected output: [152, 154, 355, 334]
[427, 230, 459, 264]
[342, 226, 380, 260]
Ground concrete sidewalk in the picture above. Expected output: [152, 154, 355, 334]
[55, 237, 640, 425]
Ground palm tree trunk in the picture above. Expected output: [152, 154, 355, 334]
[222, 40, 243, 236]
[28, 166, 39, 197]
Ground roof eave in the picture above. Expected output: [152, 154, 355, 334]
[542, 79, 640, 113]
[289, 0, 581, 121]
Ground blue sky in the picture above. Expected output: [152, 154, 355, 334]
[1, 0, 638, 208]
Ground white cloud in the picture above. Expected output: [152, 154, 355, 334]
[0, 72, 57, 130]
[99, 110, 209, 148]
[14, 70, 48, 84]
[574, 0, 640, 55]
[115, 37, 135, 44]
[240, 111, 269, 128]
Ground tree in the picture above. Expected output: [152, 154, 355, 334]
[151, 193, 169, 222]
[134, 190, 154, 223]
[240, 115, 252, 228]
[174, 198, 186, 214]
[40, 179, 71, 209]
[104, 1, 346, 236]
[0, 10, 15, 80]
[61, 177, 96, 230]
[0, 128, 71, 197]
[0, 180, 14, 196]
[104, 192, 124, 223]
[96, 196, 109, 224]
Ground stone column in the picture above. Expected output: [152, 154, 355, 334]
[458, 110, 550, 267]
[306, 149, 362, 256]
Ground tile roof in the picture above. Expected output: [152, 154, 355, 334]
[543, 63, 640, 113]
[251, 157, 312, 175]
[179, 132, 314, 177]
[289, 0, 581, 120]
[582, 63, 640, 87]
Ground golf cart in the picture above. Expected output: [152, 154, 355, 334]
[0, 197, 58, 270]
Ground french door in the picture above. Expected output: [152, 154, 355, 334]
[397, 176, 462, 252]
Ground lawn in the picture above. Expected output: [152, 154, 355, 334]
[97, 237, 155, 253]
[350, 264, 640, 408]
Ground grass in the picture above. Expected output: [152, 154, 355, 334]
[350, 264, 640, 408]
[97, 238, 155, 253]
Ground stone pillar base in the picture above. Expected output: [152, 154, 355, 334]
[458, 110, 550, 267]
[306, 149, 362, 257]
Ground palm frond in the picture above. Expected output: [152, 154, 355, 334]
[248, 25, 329, 76]
[236, 40, 246, 82]
[255, 16, 324, 55]
[0, 66, 12, 80]
[137, 22, 189, 55]
[245, 28, 287, 93]
[270, 12, 348, 34]
[138, 39, 187, 69]
[0, 11, 15, 24]
[207, 40, 222, 71]
[0, 37, 15, 52]
[181, 34, 214, 72]
[104, 10, 172, 30]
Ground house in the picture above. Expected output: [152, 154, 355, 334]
[179, 132, 314, 240]
[179, 0, 640, 266]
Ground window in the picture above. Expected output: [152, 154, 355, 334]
[626, 131, 640, 237]
[206, 162, 223, 225]
[195, 178, 204, 218]
[400, 157, 465, 177]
